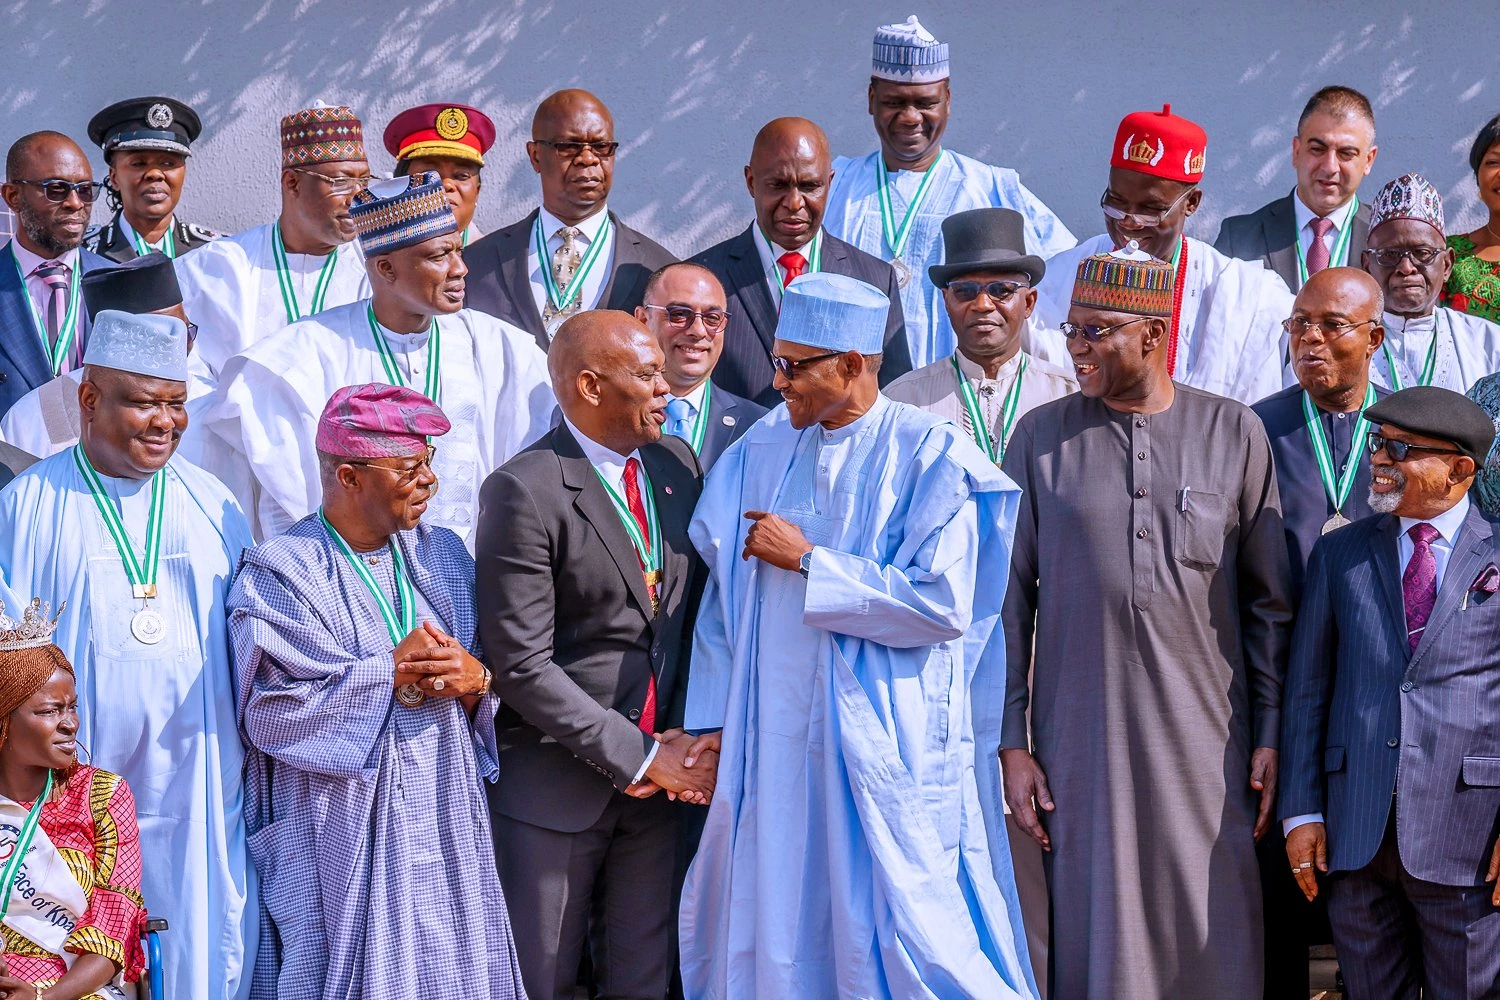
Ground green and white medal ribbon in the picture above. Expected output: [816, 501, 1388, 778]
[13, 254, 81, 376]
[366, 305, 441, 402]
[534, 213, 614, 314]
[595, 464, 663, 613]
[1381, 312, 1444, 391]
[73, 446, 168, 644]
[0, 770, 53, 923]
[129, 220, 177, 259]
[759, 227, 822, 306]
[271, 221, 339, 324]
[1294, 196, 1358, 287]
[952, 354, 1027, 465]
[684, 383, 713, 455]
[1302, 384, 1374, 532]
[876, 151, 945, 284]
[318, 510, 416, 647]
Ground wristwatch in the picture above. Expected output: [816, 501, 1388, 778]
[798, 548, 814, 578]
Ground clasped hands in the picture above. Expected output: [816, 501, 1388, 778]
[392, 621, 488, 699]
[627, 729, 721, 805]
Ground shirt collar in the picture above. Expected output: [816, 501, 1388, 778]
[753, 224, 821, 277]
[117, 214, 171, 251]
[563, 415, 640, 484]
[9, 238, 79, 275]
[1293, 189, 1359, 235]
[1400, 493, 1470, 545]
[818, 393, 890, 445]
[539, 203, 610, 244]
[954, 348, 1026, 384]
[672, 380, 710, 414]
[1384, 309, 1437, 333]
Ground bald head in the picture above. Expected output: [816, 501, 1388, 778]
[746, 117, 832, 251]
[1289, 266, 1385, 409]
[3, 131, 94, 257]
[532, 89, 613, 137]
[529, 90, 616, 224]
[5, 130, 87, 180]
[549, 310, 669, 454]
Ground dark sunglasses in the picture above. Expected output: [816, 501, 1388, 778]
[643, 304, 729, 332]
[1367, 432, 1464, 463]
[12, 178, 104, 203]
[1059, 317, 1149, 343]
[534, 140, 620, 159]
[769, 350, 845, 378]
[946, 279, 1029, 304]
[1361, 247, 1444, 268]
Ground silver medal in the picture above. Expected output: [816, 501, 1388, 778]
[892, 257, 912, 288]
[1321, 512, 1352, 535]
[130, 606, 166, 645]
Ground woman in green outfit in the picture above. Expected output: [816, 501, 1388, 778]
[1443, 113, 1500, 322]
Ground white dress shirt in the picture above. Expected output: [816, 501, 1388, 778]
[1284, 494, 1472, 836]
[753, 225, 822, 306]
[527, 204, 615, 322]
[562, 415, 659, 782]
[118, 214, 173, 255]
[8, 238, 80, 338]
[1293, 191, 1359, 269]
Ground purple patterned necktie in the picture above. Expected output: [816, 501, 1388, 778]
[31, 260, 71, 350]
[1403, 522, 1441, 653]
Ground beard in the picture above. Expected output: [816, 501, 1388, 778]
[1367, 466, 1407, 514]
[17, 203, 82, 257]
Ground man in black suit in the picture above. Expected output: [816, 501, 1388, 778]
[636, 261, 767, 469]
[1281, 386, 1500, 998]
[1, 132, 112, 418]
[463, 89, 676, 351]
[1216, 86, 1378, 293]
[476, 309, 714, 1000]
[691, 117, 910, 407]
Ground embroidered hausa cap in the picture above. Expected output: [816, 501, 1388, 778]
[1111, 104, 1207, 185]
[82, 309, 190, 382]
[777, 272, 890, 355]
[1072, 241, 1176, 318]
[280, 100, 366, 168]
[1368, 173, 1446, 237]
[1364, 386, 1496, 464]
[349, 172, 458, 257]
[871, 15, 949, 84]
[81, 252, 182, 322]
[317, 384, 451, 459]
[384, 103, 496, 168]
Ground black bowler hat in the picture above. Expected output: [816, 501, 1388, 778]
[1365, 386, 1497, 464]
[927, 208, 1046, 288]
[81, 253, 183, 322]
[87, 96, 202, 159]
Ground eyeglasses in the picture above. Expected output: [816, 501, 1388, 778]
[346, 445, 437, 486]
[289, 168, 372, 196]
[1282, 317, 1377, 340]
[1361, 247, 1445, 269]
[769, 350, 845, 378]
[1366, 432, 1464, 463]
[1059, 317, 1149, 342]
[1099, 186, 1194, 228]
[643, 304, 730, 333]
[946, 279, 1029, 304]
[534, 140, 620, 159]
[11, 179, 104, 204]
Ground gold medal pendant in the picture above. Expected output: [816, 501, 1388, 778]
[396, 683, 426, 708]
[892, 257, 912, 289]
[1321, 512, 1352, 535]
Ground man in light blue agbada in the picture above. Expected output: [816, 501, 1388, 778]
[824, 16, 1075, 371]
[0, 309, 255, 999]
[679, 272, 1037, 1000]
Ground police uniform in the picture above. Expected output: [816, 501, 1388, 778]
[85, 96, 220, 262]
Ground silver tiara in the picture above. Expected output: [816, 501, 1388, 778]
[0, 599, 65, 652]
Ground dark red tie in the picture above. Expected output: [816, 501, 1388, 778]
[778, 250, 806, 289]
[1306, 217, 1334, 275]
[623, 457, 657, 733]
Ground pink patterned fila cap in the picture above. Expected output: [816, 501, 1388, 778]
[316, 383, 450, 458]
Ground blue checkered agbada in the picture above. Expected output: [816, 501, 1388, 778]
[227, 516, 526, 999]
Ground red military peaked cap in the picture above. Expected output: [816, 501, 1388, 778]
[383, 103, 496, 167]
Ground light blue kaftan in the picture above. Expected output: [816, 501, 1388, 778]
[680, 395, 1036, 1000]
[0, 450, 255, 1000]
[825, 149, 1076, 370]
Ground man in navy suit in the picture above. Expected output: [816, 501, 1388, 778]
[637, 262, 766, 470]
[1, 132, 111, 417]
[691, 117, 910, 408]
[1281, 385, 1500, 998]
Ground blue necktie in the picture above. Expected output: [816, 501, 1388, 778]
[665, 397, 694, 441]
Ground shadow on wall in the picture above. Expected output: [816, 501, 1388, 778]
[0, 0, 1492, 255]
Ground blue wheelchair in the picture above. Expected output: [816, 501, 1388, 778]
[139, 918, 167, 1000]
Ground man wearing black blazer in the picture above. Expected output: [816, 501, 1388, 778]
[1281, 386, 1500, 998]
[476, 309, 712, 1000]
[462, 89, 675, 351]
[636, 261, 766, 470]
[691, 117, 910, 408]
[1, 131, 112, 418]
[1216, 86, 1377, 293]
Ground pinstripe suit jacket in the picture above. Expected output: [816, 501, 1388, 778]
[1281, 503, 1500, 885]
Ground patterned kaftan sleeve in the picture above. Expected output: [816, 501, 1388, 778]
[64, 770, 147, 983]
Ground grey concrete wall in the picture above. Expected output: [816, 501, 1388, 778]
[2, 0, 1493, 256]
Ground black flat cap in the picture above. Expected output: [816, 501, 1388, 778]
[81, 253, 183, 322]
[87, 96, 201, 158]
[1365, 386, 1496, 464]
[928, 208, 1046, 287]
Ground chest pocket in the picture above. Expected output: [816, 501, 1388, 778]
[1172, 489, 1232, 571]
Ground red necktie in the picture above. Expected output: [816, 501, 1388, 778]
[623, 457, 658, 733]
[1306, 216, 1334, 275]
[778, 250, 806, 289]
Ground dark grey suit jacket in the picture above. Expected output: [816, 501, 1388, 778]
[475, 422, 705, 834]
[1281, 503, 1500, 885]
[698, 381, 766, 470]
[1214, 192, 1372, 292]
[690, 225, 912, 408]
[462, 208, 677, 352]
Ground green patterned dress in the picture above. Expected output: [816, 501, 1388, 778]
[1442, 233, 1500, 323]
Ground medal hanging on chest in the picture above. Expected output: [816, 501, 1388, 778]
[595, 466, 664, 616]
[1300, 386, 1375, 534]
[952, 354, 1028, 465]
[73, 447, 168, 645]
[876, 152, 945, 290]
